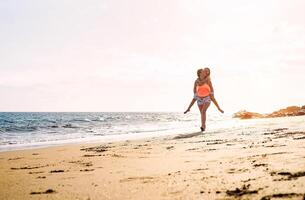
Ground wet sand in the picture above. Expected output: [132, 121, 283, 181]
[1, 128, 305, 199]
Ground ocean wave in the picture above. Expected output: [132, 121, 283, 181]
[48, 125, 59, 128]
[3, 126, 39, 133]
[1, 141, 18, 145]
[1, 119, 15, 124]
[62, 124, 79, 129]
[92, 117, 105, 122]
[42, 119, 57, 123]
[70, 118, 92, 122]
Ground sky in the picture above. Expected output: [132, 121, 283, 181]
[0, 0, 305, 113]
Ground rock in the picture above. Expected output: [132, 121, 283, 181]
[234, 105, 305, 119]
[233, 110, 264, 119]
[297, 109, 305, 116]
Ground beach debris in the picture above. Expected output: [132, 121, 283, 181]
[207, 141, 226, 145]
[186, 147, 199, 151]
[8, 157, 24, 161]
[111, 154, 125, 158]
[194, 168, 209, 171]
[241, 178, 257, 183]
[273, 128, 288, 132]
[264, 144, 286, 147]
[30, 189, 56, 195]
[253, 163, 268, 167]
[173, 132, 202, 139]
[11, 165, 48, 170]
[227, 168, 249, 174]
[82, 154, 102, 157]
[50, 170, 65, 173]
[120, 176, 154, 183]
[80, 169, 95, 172]
[29, 171, 44, 174]
[272, 171, 305, 180]
[293, 136, 305, 140]
[166, 146, 174, 150]
[80, 145, 110, 153]
[69, 160, 92, 167]
[135, 144, 148, 148]
[261, 193, 305, 200]
[226, 184, 259, 197]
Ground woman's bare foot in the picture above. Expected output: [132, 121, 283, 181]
[218, 108, 224, 113]
[184, 109, 190, 114]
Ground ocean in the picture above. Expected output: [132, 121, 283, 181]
[0, 112, 304, 152]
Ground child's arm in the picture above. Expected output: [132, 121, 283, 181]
[208, 79, 224, 113]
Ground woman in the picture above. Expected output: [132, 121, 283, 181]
[184, 68, 223, 132]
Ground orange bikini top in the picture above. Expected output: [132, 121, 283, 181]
[196, 83, 211, 97]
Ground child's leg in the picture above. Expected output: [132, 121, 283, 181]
[184, 98, 196, 114]
[210, 95, 224, 113]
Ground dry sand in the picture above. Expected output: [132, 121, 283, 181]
[1, 128, 305, 200]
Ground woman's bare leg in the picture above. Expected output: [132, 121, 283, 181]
[199, 102, 211, 130]
[197, 105, 204, 129]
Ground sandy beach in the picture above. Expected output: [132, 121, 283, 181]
[2, 0, 305, 199]
[1, 127, 305, 200]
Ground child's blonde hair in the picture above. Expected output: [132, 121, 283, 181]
[197, 68, 203, 78]
[203, 67, 211, 82]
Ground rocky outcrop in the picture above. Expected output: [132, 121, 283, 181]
[233, 110, 265, 119]
[233, 105, 305, 119]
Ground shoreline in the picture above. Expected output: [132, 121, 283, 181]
[0, 133, 169, 154]
[2, 115, 304, 153]
[1, 126, 305, 199]
[0, 127, 195, 153]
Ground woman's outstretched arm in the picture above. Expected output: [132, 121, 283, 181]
[208, 80, 224, 113]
